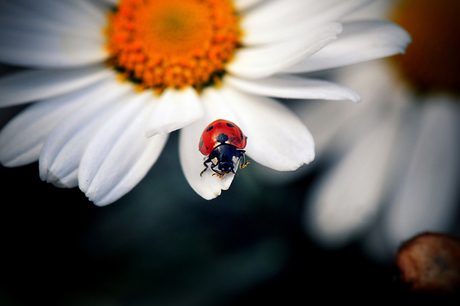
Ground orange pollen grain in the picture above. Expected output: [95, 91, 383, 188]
[106, 0, 241, 91]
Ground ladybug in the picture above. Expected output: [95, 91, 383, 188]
[199, 119, 250, 178]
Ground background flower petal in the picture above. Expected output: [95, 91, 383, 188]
[305, 106, 403, 248]
[292, 60, 403, 157]
[384, 100, 460, 252]
[0, 65, 113, 107]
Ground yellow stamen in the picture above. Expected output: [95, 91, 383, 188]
[391, 0, 460, 94]
[106, 0, 241, 92]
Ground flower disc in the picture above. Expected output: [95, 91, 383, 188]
[106, 0, 241, 92]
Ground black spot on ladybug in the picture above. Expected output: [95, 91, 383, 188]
[216, 133, 229, 144]
[200, 140, 204, 150]
[240, 133, 244, 139]
[226, 122, 235, 128]
[206, 125, 214, 132]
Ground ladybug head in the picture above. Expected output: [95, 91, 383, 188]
[215, 160, 235, 174]
[206, 144, 244, 177]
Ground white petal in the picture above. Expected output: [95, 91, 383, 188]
[233, 0, 264, 11]
[284, 20, 411, 73]
[79, 91, 168, 206]
[291, 98, 372, 158]
[241, 0, 374, 32]
[241, 0, 309, 30]
[0, 81, 110, 167]
[98, 0, 118, 6]
[241, 0, 315, 45]
[91, 131, 169, 206]
[241, 0, 375, 45]
[145, 87, 204, 137]
[340, 0, 391, 21]
[243, 16, 340, 46]
[384, 100, 460, 251]
[65, 0, 108, 27]
[228, 22, 342, 79]
[0, 28, 107, 68]
[221, 85, 314, 171]
[39, 79, 133, 188]
[0, 11, 73, 34]
[0, 0, 107, 32]
[294, 60, 406, 157]
[179, 88, 241, 200]
[305, 105, 402, 248]
[0, 64, 113, 107]
[0, 0, 108, 67]
[225, 74, 360, 102]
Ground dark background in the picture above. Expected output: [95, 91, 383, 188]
[1, 132, 407, 306]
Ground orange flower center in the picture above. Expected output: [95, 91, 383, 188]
[391, 0, 460, 94]
[105, 0, 241, 93]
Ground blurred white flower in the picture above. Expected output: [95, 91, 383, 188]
[0, 0, 409, 205]
[300, 0, 460, 260]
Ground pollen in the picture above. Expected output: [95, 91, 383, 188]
[105, 0, 241, 92]
[390, 0, 460, 94]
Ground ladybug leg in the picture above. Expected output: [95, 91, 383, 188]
[200, 157, 212, 177]
[239, 150, 250, 169]
[210, 164, 225, 178]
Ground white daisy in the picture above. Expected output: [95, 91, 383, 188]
[0, 0, 410, 206]
[300, 0, 460, 260]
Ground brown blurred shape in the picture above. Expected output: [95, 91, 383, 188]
[395, 232, 460, 295]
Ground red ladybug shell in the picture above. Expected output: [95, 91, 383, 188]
[199, 119, 247, 155]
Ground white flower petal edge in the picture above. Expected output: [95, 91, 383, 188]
[242, 0, 374, 30]
[0, 0, 106, 31]
[179, 88, 241, 200]
[39, 79, 133, 188]
[233, 0, 263, 11]
[384, 100, 460, 250]
[0, 80, 113, 167]
[145, 87, 204, 137]
[0, 65, 113, 107]
[241, 0, 375, 45]
[240, 0, 310, 30]
[224, 74, 360, 102]
[0, 0, 108, 68]
[220, 85, 314, 171]
[228, 22, 342, 79]
[305, 104, 403, 248]
[293, 61, 402, 157]
[0, 25, 107, 68]
[98, 0, 118, 6]
[292, 98, 373, 158]
[78, 90, 168, 206]
[284, 20, 411, 73]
